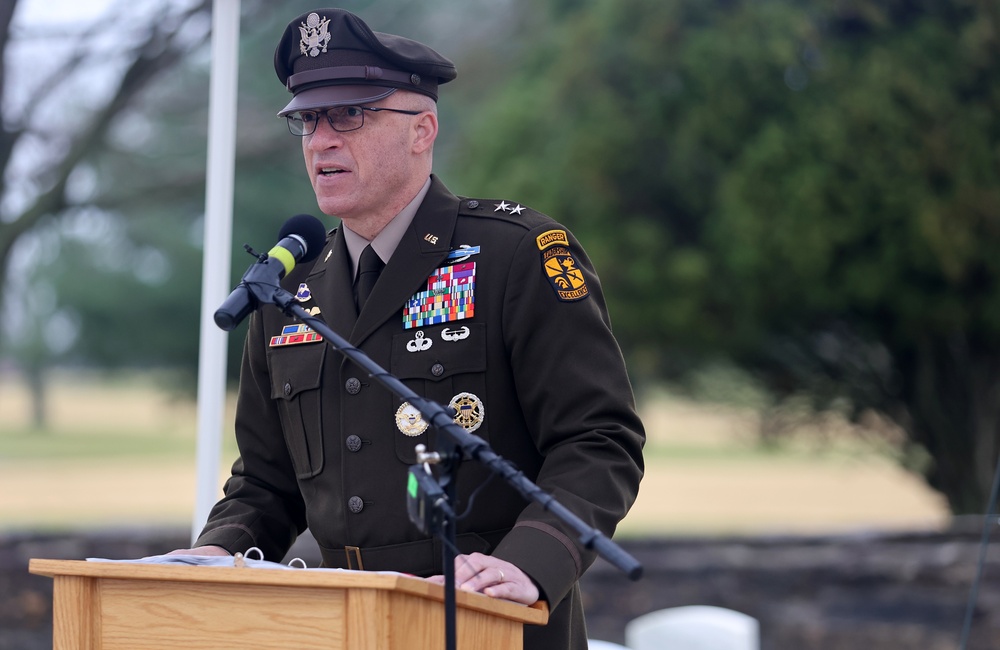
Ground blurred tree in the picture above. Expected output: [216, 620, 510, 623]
[0, 0, 216, 426]
[1, 0, 527, 420]
[35, 0, 524, 388]
[448, 0, 1000, 513]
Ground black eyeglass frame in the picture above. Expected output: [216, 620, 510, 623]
[284, 105, 423, 136]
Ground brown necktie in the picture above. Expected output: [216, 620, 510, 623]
[354, 244, 384, 311]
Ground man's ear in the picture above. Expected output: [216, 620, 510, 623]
[412, 111, 438, 155]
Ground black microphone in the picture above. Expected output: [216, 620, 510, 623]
[213, 214, 328, 331]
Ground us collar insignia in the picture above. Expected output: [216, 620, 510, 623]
[295, 283, 312, 302]
[396, 402, 429, 437]
[269, 323, 323, 347]
[449, 392, 484, 432]
[299, 13, 331, 57]
[403, 262, 475, 330]
[537, 230, 589, 302]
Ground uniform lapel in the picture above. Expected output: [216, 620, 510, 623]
[303, 227, 357, 341]
[350, 177, 458, 345]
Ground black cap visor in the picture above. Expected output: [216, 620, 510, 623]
[278, 85, 396, 116]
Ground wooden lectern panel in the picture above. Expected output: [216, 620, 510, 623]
[52, 576, 101, 650]
[30, 559, 547, 650]
[99, 580, 344, 649]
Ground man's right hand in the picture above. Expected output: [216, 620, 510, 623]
[166, 545, 231, 556]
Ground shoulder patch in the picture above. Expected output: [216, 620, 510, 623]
[536, 229, 569, 251]
[541, 245, 589, 302]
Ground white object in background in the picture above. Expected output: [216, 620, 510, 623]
[588, 640, 630, 650]
[625, 605, 760, 650]
[193, 0, 242, 545]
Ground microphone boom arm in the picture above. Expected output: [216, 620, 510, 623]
[261, 286, 643, 580]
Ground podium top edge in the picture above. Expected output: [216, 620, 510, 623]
[28, 559, 549, 625]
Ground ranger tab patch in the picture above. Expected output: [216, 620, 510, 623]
[536, 229, 569, 251]
[541, 245, 589, 302]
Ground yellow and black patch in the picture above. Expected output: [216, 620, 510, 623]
[536, 229, 569, 251]
[541, 245, 589, 302]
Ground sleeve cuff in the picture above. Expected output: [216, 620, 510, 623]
[492, 522, 583, 607]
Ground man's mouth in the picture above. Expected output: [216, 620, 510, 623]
[319, 167, 347, 176]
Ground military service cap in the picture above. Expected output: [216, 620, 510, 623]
[274, 8, 457, 116]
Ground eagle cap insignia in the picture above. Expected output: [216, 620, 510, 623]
[299, 13, 332, 58]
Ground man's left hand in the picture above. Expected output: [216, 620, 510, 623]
[426, 552, 540, 605]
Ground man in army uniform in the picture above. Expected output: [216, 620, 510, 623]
[171, 8, 644, 649]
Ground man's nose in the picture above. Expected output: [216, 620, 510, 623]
[306, 116, 344, 148]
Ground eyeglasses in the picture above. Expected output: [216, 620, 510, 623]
[284, 105, 423, 136]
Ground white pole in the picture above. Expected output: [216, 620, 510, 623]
[192, 0, 241, 545]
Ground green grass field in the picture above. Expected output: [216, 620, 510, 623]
[0, 370, 950, 536]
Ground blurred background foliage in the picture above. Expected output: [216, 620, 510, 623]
[1, 0, 998, 514]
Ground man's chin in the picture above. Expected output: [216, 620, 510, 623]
[314, 198, 350, 219]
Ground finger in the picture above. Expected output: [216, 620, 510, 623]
[458, 565, 507, 594]
[166, 546, 230, 556]
[483, 580, 536, 604]
[425, 575, 444, 585]
[453, 553, 491, 585]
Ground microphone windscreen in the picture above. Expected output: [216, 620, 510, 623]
[279, 214, 327, 262]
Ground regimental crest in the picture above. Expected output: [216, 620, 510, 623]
[541, 246, 589, 302]
[299, 12, 331, 58]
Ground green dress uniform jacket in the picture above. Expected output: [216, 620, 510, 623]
[196, 176, 645, 650]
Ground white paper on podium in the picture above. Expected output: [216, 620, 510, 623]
[86, 554, 301, 570]
[85, 554, 412, 577]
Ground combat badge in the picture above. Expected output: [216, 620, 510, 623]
[446, 245, 481, 263]
[449, 392, 484, 433]
[396, 402, 429, 437]
[537, 229, 589, 302]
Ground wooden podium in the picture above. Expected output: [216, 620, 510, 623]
[29, 559, 548, 650]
